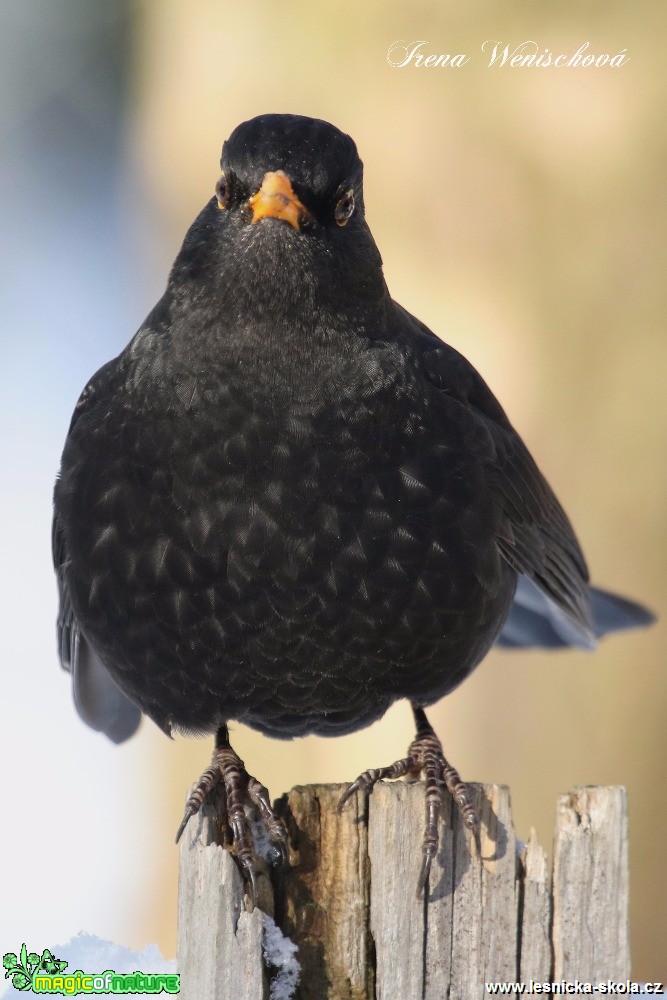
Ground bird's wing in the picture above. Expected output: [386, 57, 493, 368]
[395, 303, 596, 647]
[53, 360, 142, 743]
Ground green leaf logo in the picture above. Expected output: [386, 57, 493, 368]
[2, 944, 68, 989]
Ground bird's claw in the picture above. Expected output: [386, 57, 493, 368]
[247, 775, 290, 868]
[239, 858, 259, 912]
[175, 808, 194, 845]
[175, 736, 289, 906]
[338, 707, 478, 895]
[337, 768, 390, 813]
[337, 760, 415, 814]
[175, 761, 222, 844]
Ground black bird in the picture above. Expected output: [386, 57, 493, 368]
[53, 114, 654, 897]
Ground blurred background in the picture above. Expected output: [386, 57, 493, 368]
[1, 0, 665, 981]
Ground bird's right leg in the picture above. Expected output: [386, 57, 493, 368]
[338, 705, 479, 891]
[175, 724, 288, 907]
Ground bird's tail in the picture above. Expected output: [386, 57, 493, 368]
[588, 586, 656, 636]
[496, 574, 655, 651]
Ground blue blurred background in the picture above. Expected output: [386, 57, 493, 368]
[1, 0, 664, 980]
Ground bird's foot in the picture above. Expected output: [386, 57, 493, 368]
[175, 726, 288, 908]
[337, 706, 478, 892]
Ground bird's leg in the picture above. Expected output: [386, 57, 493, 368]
[175, 724, 289, 908]
[338, 705, 479, 891]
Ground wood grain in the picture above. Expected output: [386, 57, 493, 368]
[177, 782, 629, 997]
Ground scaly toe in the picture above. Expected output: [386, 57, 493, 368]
[176, 734, 287, 901]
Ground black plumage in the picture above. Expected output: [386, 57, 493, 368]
[53, 114, 654, 894]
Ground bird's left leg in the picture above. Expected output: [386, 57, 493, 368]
[338, 705, 478, 890]
[175, 724, 288, 907]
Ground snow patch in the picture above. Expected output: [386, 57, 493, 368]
[262, 914, 300, 1000]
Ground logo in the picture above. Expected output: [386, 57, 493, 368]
[3, 944, 180, 995]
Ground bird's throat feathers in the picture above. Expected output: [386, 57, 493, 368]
[167, 199, 388, 361]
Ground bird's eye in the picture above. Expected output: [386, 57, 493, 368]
[215, 173, 229, 210]
[334, 189, 355, 226]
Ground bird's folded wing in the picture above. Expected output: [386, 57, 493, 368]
[53, 355, 142, 743]
[484, 420, 596, 646]
[397, 303, 596, 647]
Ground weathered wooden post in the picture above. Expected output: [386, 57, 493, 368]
[177, 783, 628, 999]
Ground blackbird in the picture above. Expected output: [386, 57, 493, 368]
[53, 113, 654, 897]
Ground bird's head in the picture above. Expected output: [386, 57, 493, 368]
[218, 113, 365, 235]
[172, 114, 385, 316]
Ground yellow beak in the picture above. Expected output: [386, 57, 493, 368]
[247, 171, 310, 232]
